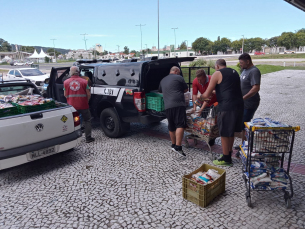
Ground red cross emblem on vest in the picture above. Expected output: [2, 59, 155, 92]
[69, 80, 80, 91]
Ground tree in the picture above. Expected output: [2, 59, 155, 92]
[102, 50, 108, 55]
[0, 41, 12, 52]
[130, 50, 137, 54]
[192, 37, 211, 54]
[180, 41, 187, 50]
[47, 48, 61, 57]
[266, 36, 279, 47]
[243, 37, 265, 52]
[296, 31, 305, 47]
[123, 46, 129, 55]
[45, 56, 50, 63]
[277, 32, 297, 49]
[231, 40, 242, 52]
[21, 46, 35, 53]
[219, 37, 231, 53]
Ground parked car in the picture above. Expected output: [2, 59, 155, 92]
[254, 51, 265, 55]
[0, 79, 82, 170]
[284, 50, 295, 54]
[14, 62, 25, 66]
[48, 57, 196, 138]
[5, 68, 50, 91]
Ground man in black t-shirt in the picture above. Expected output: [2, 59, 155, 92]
[159, 66, 188, 157]
[199, 59, 244, 166]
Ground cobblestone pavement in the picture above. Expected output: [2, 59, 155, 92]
[0, 70, 305, 228]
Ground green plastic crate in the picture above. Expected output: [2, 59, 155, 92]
[13, 100, 56, 114]
[0, 105, 19, 118]
[146, 93, 164, 112]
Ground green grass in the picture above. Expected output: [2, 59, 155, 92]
[251, 53, 305, 59]
[0, 62, 9, 65]
[182, 65, 305, 86]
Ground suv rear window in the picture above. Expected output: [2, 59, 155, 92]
[96, 65, 140, 87]
[0, 85, 33, 95]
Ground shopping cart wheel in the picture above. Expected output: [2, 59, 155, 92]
[235, 150, 240, 158]
[185, 140, 189, 148]
[246, 196, 252, 207]
[285, 198, 291, 209]
[194, 139, 198, 146]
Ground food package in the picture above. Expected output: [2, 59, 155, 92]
[0, 102, 14, 109]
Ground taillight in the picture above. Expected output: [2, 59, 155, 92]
[73, 111, 80, 127]
[133, 92, 146, 112]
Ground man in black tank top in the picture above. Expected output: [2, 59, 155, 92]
[199, 59, 244, 166]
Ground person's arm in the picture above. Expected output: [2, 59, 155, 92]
[243, 84, 260, 100]
[243, 69, 261, 100]
[181, 77, 188, 93]
[199, 72, 220, 100]
[158, 83, 162, 93]
[192, 80, 198, 111]
[86, 83, 91, 101]
[64, 89, 67, 98]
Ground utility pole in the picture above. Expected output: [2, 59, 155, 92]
[51, 39, 56, 63]
[145, 44, 148, 57]
[158, 0, 159, 58]
[136, 24, 146, 55]
[185, 40, 188, 57]
[242, 35, 244, 54]
[172, 28, 178, 57]
[117, 45, 120, 58]
[80, 33, 88, 50]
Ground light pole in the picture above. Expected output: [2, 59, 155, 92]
[242, 35, 244, 54]
[136, 24, 146, 55]
[50, 39, 56, 63]
[145, 44, 148, 57]
[158, 0, 159, 58]
[171, 28, 178, 57]
[184, 40, 188, 57]
[80, 33, 88, 50]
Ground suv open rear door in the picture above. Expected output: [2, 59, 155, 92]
[47, 67, 70, 103]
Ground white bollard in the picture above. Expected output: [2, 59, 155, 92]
[283, 62, 286, 67]
[294, 62, 296, 67]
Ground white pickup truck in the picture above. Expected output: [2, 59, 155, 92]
[0, 79, 82, 170]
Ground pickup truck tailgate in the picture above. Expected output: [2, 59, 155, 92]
[0, 107, 75, 151]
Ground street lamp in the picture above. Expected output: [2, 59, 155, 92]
[241, 35, 244, 54]
[171, 28, 178, 57]
[117, 45, 120, 59]
[136, 24, 146, 54]
[80, 33, 88, 50]
[158, 0, 159, 58]
[145, 44, 148, 57]
[184, 40, 188, 57]
[50, 39, 56, 63]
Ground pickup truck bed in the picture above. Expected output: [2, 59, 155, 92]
[0, 102, 82, 170]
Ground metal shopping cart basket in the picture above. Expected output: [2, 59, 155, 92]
[185, 105, 219, 161]
[240, 120, 300, 208]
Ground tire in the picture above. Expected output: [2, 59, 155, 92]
[100, 108, 125, 138]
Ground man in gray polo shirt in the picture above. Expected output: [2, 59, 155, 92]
[159, 66, 188, 157]
[236, 53, 261, 145]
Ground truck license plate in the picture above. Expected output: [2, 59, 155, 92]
[27, 146, 57, 161]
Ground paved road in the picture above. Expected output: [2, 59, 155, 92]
[0, 63, 74, 74]
[0, 70, 304, 228]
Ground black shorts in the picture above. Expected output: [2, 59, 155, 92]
[217, 109, 244, 137]
[165, 106, 187, 132]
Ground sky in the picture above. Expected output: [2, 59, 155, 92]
[1, 0, 305, 53]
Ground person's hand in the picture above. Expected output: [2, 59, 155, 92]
[211, 90, 216, 95]
[196, 109, 203, 116]
[197, 95, 202, 100]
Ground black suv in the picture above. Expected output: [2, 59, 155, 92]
[47, 57, 195, 138]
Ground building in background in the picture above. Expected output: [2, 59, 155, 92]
[95, 44, 103, 53]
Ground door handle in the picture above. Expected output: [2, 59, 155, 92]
[30, 113, 43, 119]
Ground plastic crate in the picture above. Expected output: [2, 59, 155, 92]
[182, 164, 226, 207]
[13, 100, 56, 114]
[0, 106, 19, 118]
[146, 93, 164, 112]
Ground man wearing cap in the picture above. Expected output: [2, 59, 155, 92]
[64, 66, 95, 143]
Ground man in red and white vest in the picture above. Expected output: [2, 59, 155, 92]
[64, 66, 95, 143]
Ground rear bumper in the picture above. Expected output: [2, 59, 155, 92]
[139, 114, 165, 125]
[0, 129, 82, 170]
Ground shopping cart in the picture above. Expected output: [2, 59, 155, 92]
[184, 105, 219, 161]
[240, 119, 300, 208]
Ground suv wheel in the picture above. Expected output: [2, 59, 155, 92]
[100, 108, 124, 138]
